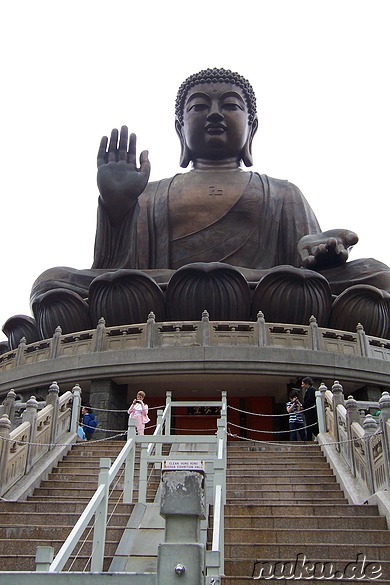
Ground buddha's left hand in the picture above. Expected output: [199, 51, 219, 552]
[298, 229, 359, 269]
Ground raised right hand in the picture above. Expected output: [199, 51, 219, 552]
[97, 126, 150, 223]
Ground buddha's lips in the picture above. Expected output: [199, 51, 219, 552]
[205, 124, 226, 134]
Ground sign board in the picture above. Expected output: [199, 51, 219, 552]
[162, 460, 205, 472]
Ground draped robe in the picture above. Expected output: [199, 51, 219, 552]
[93, 172, 321, 272]
[30, 171, 390, 303]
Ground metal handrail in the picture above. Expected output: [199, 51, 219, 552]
[37, 392, 228, 576]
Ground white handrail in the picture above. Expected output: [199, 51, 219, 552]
[212, 484, 223, 552]
[40, 393, 228, 576]
[49, 484, 106, 571]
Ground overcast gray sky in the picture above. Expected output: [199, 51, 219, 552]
[1, 0, 389, 341]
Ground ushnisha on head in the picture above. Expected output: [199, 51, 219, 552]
[175, 67, 258, 168]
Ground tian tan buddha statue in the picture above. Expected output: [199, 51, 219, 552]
[3, 68, 390, 349]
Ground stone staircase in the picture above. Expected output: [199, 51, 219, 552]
[221, 441, 390, 584]
[2, 437, 389, 581]
[0, 439, 159, 571]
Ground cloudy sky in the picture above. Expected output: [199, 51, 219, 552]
[1, 0, 389, 342]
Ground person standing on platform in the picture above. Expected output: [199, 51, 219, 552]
[81, 406, 98, 440]
[286, 390, 306, 441]
[128, 391, 150, 435]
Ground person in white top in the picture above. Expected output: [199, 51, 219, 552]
[128, 391, 150, 435]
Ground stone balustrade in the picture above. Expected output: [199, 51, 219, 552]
[1, 312, 389, 375]
[0, 383, 76, 496]
[320, 381, 390, 497]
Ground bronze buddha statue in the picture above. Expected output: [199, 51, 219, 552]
[3, 68, 390, 348]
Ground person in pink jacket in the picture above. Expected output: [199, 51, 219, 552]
[128, 391, 150, 435]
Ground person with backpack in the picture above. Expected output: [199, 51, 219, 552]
[81, 406, 97, 440]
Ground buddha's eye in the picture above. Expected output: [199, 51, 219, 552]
[187, 103, 209, 112]
[222, 102, 243, 111]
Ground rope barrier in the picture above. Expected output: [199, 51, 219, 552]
[228, 403, 316, 417]
[80, 403, 165, 413]
[227, 421, 317, 434]
[0, 431, 128, 449]
[225, 428, 383, 448]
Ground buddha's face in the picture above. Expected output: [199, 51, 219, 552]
[180, 82, 253, 162]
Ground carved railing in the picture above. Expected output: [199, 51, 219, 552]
[0, 383, 80, 496]
[319, 381, 390, 497]
[1, 312, 390, 375]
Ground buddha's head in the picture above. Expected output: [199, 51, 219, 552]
[175, 68, 258, 168]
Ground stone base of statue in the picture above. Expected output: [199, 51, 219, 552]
[2, 262, 389, 350]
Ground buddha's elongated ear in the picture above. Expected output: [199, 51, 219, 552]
[241, 116, 259, 167]
[175, 118, 191, 168]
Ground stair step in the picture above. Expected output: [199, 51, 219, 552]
[223, 527, 390, 544]
[224, 503, 380, 516]
[223, 514, 387, 529]
[0, 501, 133, 514]
[227, 462, 331, 470]
[223, 557, 390, 576]
[227, 485, 341, 495]
[223, 558, 390, 584]
[227, 454, 325, 461]
[0, 555, 112, 572]
[227, 495, 347, 503]
[227, 468, 334, 476]
[0, 525, 125, 541]
[37, 480, 158, 490]
[0, 538, 119, 556]
[0, 512, 130, 526]
[30, 487, 126, 497]
[224, 542, 389, 560]
[226, 475, 336, 484]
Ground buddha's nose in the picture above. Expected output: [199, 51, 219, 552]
[207, 103, 223, 122]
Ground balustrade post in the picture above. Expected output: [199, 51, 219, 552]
[345, 395, 360, 475]
[15, 336, 27, 367]
[316, 383, 327, 434]
[46, 381, 60, 447]
[49, 327, 62, 359]
[22, 396, 39, 474]
[309, 315, 320, 351]
[123, 419, 136, 504]
[357, 323, 369, 357]
[331, 381, 344, 451]
[35, 546, 54, 571]
[2, 389, 16, 428]
[92, 317, 106, 352]
[70, 384, 82, 434]
[378, 391, 390, 487]
[256, 311, 266, 347]
[165, 391, 172, 436]
[91, 457, 111, 572]
[362, 414, 379, 495]
[220, 391, 227, 465]
[201, 310, 210, 347]
[0, 414, 12, 495]
[156, 409, 164, 462]
[146, 311, 156, 348]
[138, 442, 149, 504]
